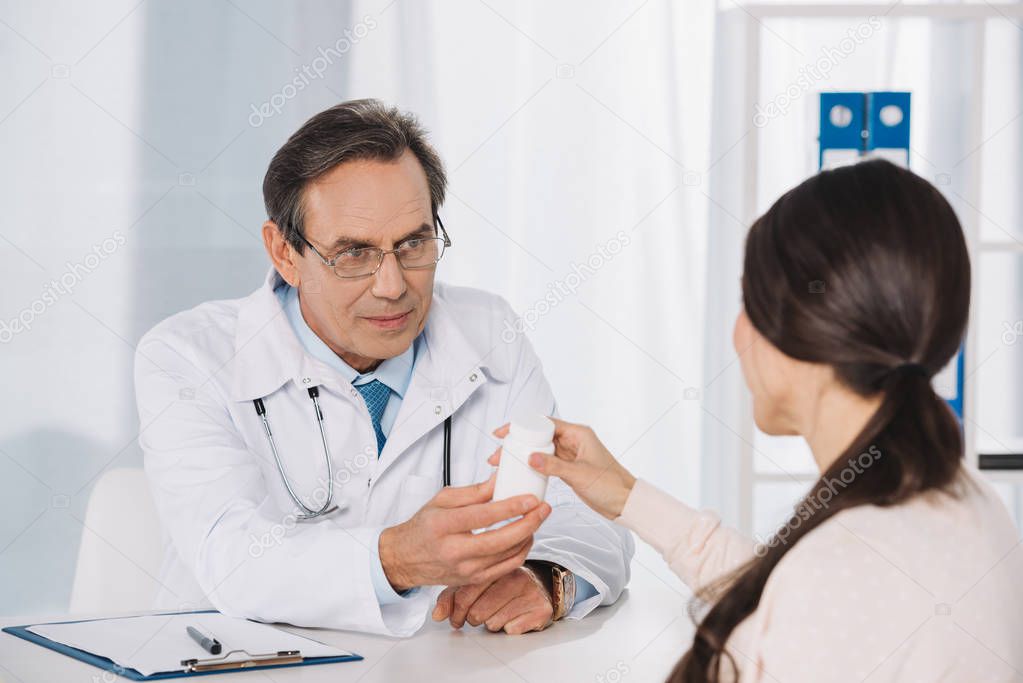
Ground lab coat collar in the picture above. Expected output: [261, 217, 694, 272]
[229, 267, 306, 402]
[421, 289, 513, 386]
[229, 266, 510, 402]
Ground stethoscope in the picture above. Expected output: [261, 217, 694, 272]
[253, 387, 452, 521]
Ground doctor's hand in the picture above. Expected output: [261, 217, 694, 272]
[378, 472, 552, 593]
[431, 566, 553, 635]
[489, 419, 637, 520]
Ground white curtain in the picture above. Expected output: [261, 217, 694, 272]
[342, 0, 716, 593]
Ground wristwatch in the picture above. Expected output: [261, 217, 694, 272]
[524, 560, 576, 622]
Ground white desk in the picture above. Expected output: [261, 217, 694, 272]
[0, 562, 694, 682]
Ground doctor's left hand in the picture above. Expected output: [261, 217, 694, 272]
[431, 566, 554, 635]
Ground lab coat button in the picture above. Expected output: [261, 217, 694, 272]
[434, 405, 442, 415]
[301, 377, 311, 384]
[469, 373, 478, 382]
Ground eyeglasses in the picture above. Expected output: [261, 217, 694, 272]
[297, 215, 451, 279]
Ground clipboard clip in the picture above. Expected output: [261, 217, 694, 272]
[181, 648, 303, 672]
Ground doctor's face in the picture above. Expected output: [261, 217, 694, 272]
[286, 151, 437, 372]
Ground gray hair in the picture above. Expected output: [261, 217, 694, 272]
[262, 99, 447, 253]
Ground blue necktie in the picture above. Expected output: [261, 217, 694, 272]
[355, 379, 390, 456]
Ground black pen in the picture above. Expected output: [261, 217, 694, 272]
[186, 625, 222, 655]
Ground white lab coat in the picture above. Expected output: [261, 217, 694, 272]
[135, 267, 634, 637]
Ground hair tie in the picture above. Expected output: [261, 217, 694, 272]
[891, 362, 930, 379]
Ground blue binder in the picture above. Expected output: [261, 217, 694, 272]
[818, 91, 965, 420]
[2, 610, 363, 680]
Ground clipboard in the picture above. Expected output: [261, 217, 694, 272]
[2, 610, 363, 680]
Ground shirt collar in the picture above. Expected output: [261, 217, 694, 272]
[277, 282, 415, 398]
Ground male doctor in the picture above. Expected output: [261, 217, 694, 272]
[135, 99, 633, 637]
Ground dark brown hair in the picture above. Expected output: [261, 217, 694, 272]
[672, 159, 970, 681]
[262, 99, 447, 253]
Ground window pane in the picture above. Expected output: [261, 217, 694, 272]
[978, 20, 1023, 244]
[975, 252, 1023, 453]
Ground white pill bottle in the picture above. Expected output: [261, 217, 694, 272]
[492, 414, 555, 502]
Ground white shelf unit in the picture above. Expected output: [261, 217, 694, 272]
[716, 1, 1023, 534]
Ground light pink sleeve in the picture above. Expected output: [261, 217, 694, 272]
[614, 479, 756, 591]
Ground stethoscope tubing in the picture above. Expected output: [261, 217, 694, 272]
[253, 387, 453, 521]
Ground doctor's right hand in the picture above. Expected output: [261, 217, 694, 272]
[378, 472, 551, 593]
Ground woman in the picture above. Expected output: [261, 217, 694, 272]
[492, 160, 1023, 681]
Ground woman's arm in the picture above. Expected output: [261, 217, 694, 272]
[490, 418, 754, 591]
[615, 478, 755, 591]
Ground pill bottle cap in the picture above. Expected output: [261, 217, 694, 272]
[507, 414, 555, 447]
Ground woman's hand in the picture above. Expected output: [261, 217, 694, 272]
[488, 418, 637, 520]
